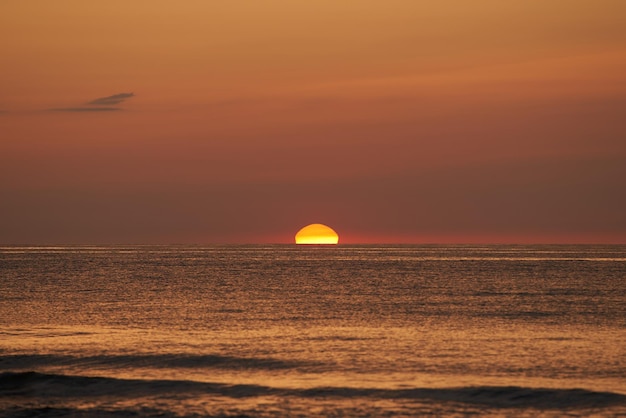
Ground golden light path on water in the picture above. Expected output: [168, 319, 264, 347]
[2, 245, 626, 417]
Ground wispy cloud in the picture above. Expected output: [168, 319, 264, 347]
[49, 92, 135, 112]
[50, 107, 122, 112]
[88, 92, 135, 106]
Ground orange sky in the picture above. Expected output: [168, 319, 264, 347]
[1, 1, 625, 243]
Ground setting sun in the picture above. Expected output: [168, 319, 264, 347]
[295, 223, 339, 245]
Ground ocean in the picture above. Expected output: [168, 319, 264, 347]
[1, 244, 625, 417]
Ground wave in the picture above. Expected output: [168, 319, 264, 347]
[0, 407, 172, 418]
[0, 353, 309, 371]
[2, 371, 625, 410]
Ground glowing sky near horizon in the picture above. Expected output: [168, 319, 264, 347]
[1, 1, 625, 243]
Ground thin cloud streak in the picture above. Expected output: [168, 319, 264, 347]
[50, 107, 121, 112]
[88, 92, 135, 106]
[47, 92, 135, 112]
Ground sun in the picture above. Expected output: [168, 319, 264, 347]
[295, 223, 339, 245]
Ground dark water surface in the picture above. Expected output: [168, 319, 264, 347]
[1, 245, 625, 417]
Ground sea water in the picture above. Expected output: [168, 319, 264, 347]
[1, 245, 625, 417]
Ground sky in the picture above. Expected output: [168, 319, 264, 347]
[1, 0, 625, 244]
